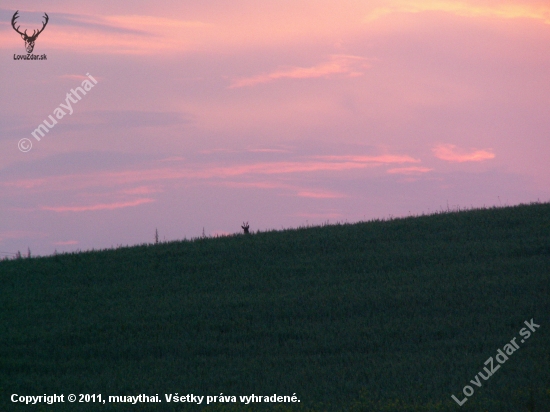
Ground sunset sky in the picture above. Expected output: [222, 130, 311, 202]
[1, 1, 549, 256]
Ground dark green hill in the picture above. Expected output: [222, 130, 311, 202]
[1, 203, 549, 411]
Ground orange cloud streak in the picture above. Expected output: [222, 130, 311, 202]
[387, 166, 433, 174]
[212, 180, 345, 199]
[229, 55, 370, 88]
[314, 154, 421, 163]
[365, 1, 550, 24]
[432, 144, 495, 162]
[3, 154, 420, 193]
[296, 190, 346, 199]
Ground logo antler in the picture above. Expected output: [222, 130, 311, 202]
[12, 10, 49, 54]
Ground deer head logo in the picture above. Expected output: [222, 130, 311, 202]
[241, 222, 250, 234]
[12, 11, 49, 54]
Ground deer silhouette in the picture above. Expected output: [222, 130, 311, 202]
[241, 222, 250, 234]
[12, 11, 49, 54]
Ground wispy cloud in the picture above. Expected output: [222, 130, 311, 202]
[58, 74, 99, 81]
[158, 156, 186, 162]
[213, 180, 293, 190]
[432, 144, 495, 162]
[69, 110, 192, 129]
[313, 154, 420, 164]
[225, 160, 373, 175]
[2, 153, 421, 193]
[41, 198, 155, 212]
[0, 10, 210, 54]
[387, 166, 433, 174]
[212, 180, 345, 199]
[296, 190, 346, 199]
[199, 149, 239, 154]
[0, 230, 47, 243]
[365, 1, 550, 24]
[246, 148, 291, 153]
[229, 55, 371, 88]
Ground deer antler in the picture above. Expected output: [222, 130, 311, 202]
[33, 13, 49, 39]
[11, 11, 49, 39]
[11, 11, 25, 36]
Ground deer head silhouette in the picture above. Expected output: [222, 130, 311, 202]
[12, 11, 49, 54]
[241, 222, 250, 234]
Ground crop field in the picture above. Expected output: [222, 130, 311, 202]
[1, 203, 549, 411]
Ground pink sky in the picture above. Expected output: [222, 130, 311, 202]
[1, 1, 549, 256]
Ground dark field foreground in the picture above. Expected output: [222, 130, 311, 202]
[1, 203, 549, 411]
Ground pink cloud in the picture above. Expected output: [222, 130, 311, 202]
[200, 149, 239, 154]
[213, 181, 293, 190]
[41, 198, 155, 212]
[229, 55, 371, 88]
[58, 74, 95, 81]
[365, 2, 550, 24]
[246, 148, 291, 153]
[54, 240, 79, 246]
[2, 153, 421, 194]
[211, 180, 345, 199]
[387, 166, 433, 174]
[159, 156, 186, 162]
[93, 161, 376, 186]
[227, 160, 373, 175]
[432, 144, 495, 162]
[314, 154, 421, 164]
[4, 179, 48, 189]
[0, 230, 47, 242]
[296, 190, 346, 199]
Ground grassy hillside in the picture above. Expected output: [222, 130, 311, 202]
[1, 203, 549, 411]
